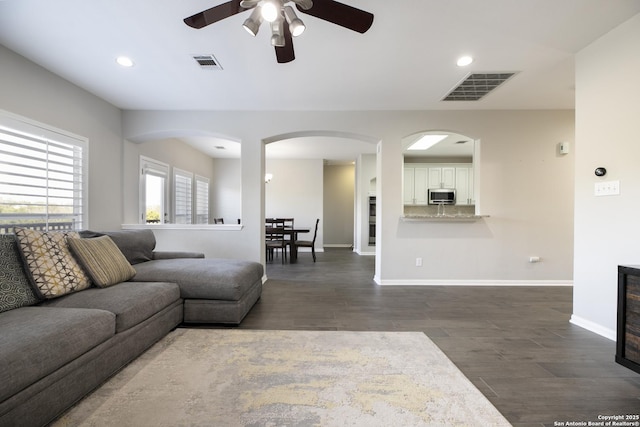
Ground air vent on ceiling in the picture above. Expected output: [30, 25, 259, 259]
[442, 72, 517, 101]
[192, 54, 223, 70]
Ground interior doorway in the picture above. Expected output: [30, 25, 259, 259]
[263, 132, 378, 263]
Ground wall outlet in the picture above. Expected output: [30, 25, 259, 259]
[416, 257, 423, 267]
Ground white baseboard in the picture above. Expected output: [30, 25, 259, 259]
[378, 279, 573, 287]
[355, 250, 375, 256]
[570, 314, 616, 341]
[323, 244, 352, 248]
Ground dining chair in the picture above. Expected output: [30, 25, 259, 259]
[295, 218, 319, 262]
[265, 219, 287, 263]
[276, 218, 295, 251]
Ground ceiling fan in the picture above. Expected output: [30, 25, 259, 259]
[184, 0, 374, 63]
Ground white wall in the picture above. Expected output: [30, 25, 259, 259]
[265, 158, 324, 251]
[0, 44, 123, 230]
[323, 164, 355, 247]
[572, 13, 640, 339]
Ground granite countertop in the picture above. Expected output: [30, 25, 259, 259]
[401, 214, 489, 222]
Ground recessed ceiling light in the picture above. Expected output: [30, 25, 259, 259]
[116, 56, 134, 67]
[456, 56, 473, 67]
[407, 134, 448, 151]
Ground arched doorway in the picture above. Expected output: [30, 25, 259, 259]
[263, 131, 378, 263]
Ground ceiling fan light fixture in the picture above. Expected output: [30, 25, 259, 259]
[261, 0, 280, 22]
[240, 0, 260, 8]
[291, 0, 313, 10]
[270, 19, 285, 47]
[242, 6, 263, 36]
[284, 5, 305, 36]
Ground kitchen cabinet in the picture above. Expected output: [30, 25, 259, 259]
[403, 166, 428, 205]
[428, 167, 455, 189]
[404, 163, 473, 205]
[455, 166, 474, 205]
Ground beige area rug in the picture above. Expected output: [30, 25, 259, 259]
[53, 329, 510, 427]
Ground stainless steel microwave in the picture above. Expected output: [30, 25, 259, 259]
[428, 188, 456, 205]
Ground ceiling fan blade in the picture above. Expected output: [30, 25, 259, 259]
[184, 0, 244, 29]
[275, 25, 295, 63]
[296, 0, 374, 33]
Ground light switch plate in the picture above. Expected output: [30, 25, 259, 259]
[594, 180, 620, 196]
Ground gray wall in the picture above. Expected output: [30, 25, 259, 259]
[123, 109, 575, 280]
[0, 44, 123, 230]
[323, 164, 355, 247]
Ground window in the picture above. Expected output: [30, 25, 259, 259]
[0, 111, 87, 233]
[140, 156, 169, 224]
[139, 156, 213, 225]
[195, 175, 210, 225]
[173, 168, 193, 224]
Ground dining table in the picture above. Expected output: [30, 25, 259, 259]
[265, 225, 309, 263]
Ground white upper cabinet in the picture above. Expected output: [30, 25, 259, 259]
[455, 166, 474, 205]
[428, 167, 455, 189]
[403, 166, 428, 205]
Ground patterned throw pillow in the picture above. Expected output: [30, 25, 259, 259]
[0, 234, 40, 312]
[68, 235, 136, 287]
[14, 228, 91, 299]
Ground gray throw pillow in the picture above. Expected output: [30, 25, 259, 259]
[0, 234, 40, 313]
[80, 229, 156, 265]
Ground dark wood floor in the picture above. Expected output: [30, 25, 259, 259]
[239, 248, 640, 427]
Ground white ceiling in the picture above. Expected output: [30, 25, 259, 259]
[1, 0, 639, 160]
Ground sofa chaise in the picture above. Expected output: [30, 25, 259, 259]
[0, 228, 263, 427]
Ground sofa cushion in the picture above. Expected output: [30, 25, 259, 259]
[40, 281, 181, 333]
[80, 229, 156, 265]
[132, 258, 264, 301]
[0, 234, 40, 313]
[14, 228, 91, 299]
[68, 235, 136, 287]
[0, 306, 115, 403]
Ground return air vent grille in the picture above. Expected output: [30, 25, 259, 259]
[442, 72, 517, 101]
[192, 54, 223, 70]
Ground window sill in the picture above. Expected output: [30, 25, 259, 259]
[122, 223, 243, 231]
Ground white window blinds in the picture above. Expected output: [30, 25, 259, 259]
[195, 175, 209, 225]
[173, 168, 193, 224]
[0, 111, 87, 233]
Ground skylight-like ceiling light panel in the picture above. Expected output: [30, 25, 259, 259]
[407, 134, 448, 151]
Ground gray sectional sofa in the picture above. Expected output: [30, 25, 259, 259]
[0, 229, 263, 427]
